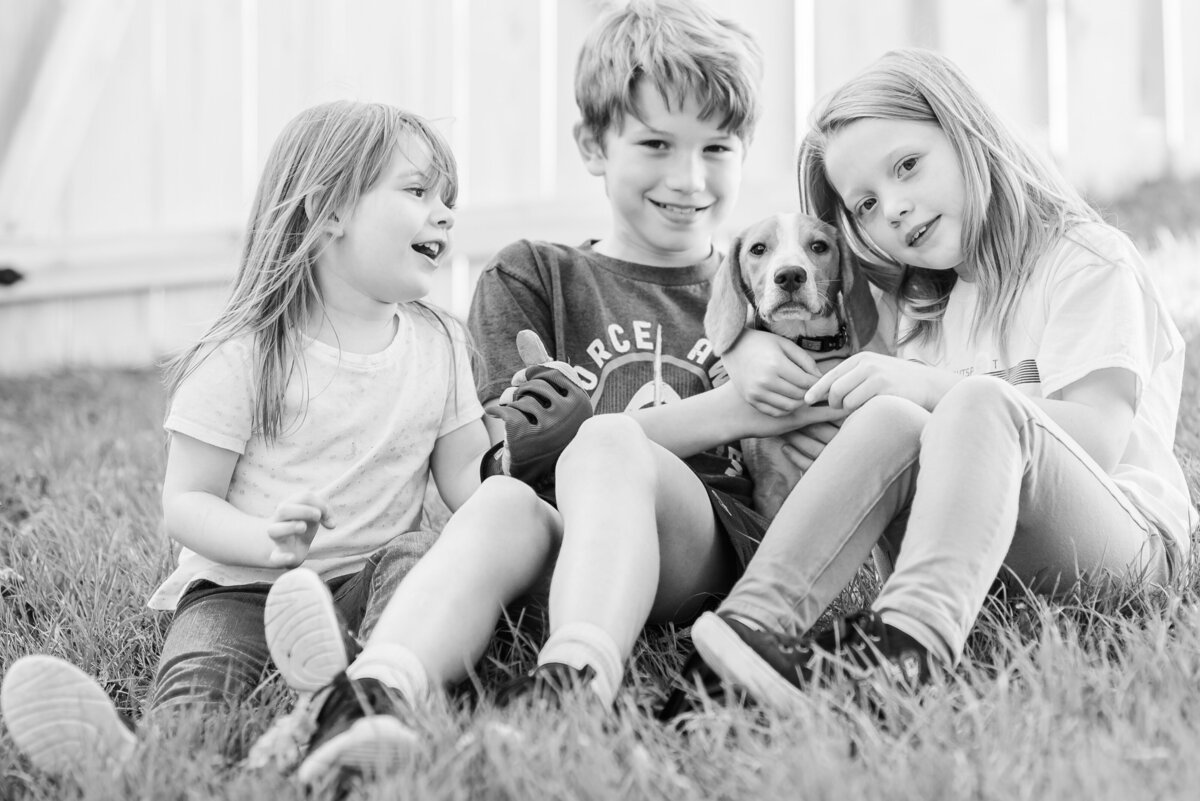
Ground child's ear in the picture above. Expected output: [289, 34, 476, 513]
[323, 212, 345, 238]
[573, 121, 607, 177]
[305, 191, 345, 238]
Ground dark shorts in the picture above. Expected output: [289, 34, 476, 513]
[700, 480, 768, 573]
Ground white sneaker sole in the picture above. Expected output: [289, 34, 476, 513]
[0, 655, 137, 775]
[690, 612, 807, 716]
[296, 715, 418, 786]
[265, 568, 350, 692]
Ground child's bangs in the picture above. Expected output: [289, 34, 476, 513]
[397, 116, 459, 208]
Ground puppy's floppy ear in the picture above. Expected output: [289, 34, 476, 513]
[705, 236, 753, 356]
[837, 234, 879, 351]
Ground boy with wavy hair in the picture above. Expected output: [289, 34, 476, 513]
[262, 0, 843, 785]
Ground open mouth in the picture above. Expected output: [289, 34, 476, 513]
[411, 241, 445, 260]
[906, 217, 938, 248]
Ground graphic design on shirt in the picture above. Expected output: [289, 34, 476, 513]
[953, 358, 1041, 387]
[590, 352, 709, 414]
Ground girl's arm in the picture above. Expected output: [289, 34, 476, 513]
[161, 433, 332, 569]
[1032, 367, 1135, 473]
[429, 418, 494, 512]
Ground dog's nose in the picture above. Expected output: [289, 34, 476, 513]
[774, 267, 808, 293]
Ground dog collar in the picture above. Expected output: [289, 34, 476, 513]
[794, 325, 848, 353]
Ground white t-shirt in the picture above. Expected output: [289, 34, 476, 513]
[898, 222, 1196, 555]
[148, 304, 483, 610]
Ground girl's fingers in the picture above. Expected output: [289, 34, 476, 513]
[274, 502, 327, 524]
[780, 445, 813, 471]
[783, 433, 822, 460]
[804, 366, 840, 405]
[267, 520, 309, 541]
[268, 545, 302, 568]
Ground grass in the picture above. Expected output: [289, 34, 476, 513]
[2, 235, 1200, 800]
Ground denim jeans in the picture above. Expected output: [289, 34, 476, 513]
[720, 377, 1174, 665]
[147, 529, 437, 713]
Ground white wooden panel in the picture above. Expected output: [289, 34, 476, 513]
[1179, 0, 1200, 173]
[942, 0, 1048, 135]
[1063, 0, 1159, 194]
[158, 0, 244, 232]
[465, 0, 543, 205]
[59, 1, 154, 239]
[710, 0, 802, 226]
[814, 0, 911, 94]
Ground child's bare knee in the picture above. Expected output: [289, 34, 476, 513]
[558, 415, 653, 478]
[470, 475, 545, 516]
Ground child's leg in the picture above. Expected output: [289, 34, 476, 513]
[874, 376, 1172, 664]
[717, 394, 928, 635]
[148, 583, 273, 714]
[349, 476, 562, 693]
[537, 415, 739, 700]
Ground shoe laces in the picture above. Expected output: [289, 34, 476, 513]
[308, 674, 405, 751]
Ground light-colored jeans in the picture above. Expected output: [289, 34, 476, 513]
[147, 529, 437, 712]
[720, 376, 1175, 665]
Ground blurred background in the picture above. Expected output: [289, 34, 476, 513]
[1, 0, 1198, 376]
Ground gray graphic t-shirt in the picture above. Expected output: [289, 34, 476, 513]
[468, 239, 750, 503]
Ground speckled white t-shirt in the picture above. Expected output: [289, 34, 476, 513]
[148, 304, 483, 610]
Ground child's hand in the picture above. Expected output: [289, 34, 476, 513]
[804, 352, 958, 412]
[267, 490, 335, 568]
[723, 329, 823, 416]
[505, 329, 582, 390]
[779, 420, 843, 472]
[494, 330, 592, 485]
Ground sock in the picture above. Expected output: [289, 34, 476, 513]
[346, 643, 430, 704]
[537, 622, 624, 705]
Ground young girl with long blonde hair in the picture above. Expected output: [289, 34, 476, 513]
[0, 100, 493, 775]
[683, 48, 1196, 710]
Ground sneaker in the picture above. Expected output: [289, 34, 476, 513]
[243, 688, 327, 772]
[657, 650, 740, 722]
[266, 568, 356, 692]
[493, 662, 596, 708]
[690, 610, 933, 714]
[0, 655, 137, 776]
[295, 672, 418, 788]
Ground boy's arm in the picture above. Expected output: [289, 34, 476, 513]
[626, 383, 848, 459]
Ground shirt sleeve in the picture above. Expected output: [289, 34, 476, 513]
[467, 241, 557, 405]
[164, 340, 255, 453]
[1038, 242, 1164, 404]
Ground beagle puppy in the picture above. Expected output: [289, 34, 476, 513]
[706, 212, 887, 521]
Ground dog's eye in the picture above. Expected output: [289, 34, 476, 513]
[748, 243, 767, 256]
[810, 241, 830, 254]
